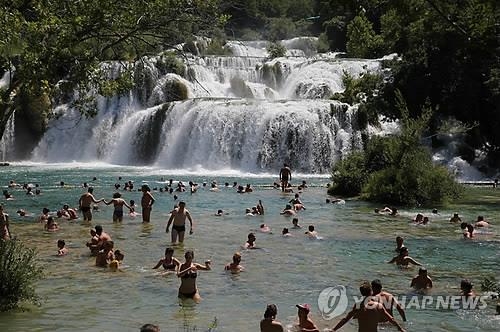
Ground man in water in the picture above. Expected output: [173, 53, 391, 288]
[279, 163, 291, 192]
[330, 281, 406, 332]
[296, 303, 319, 332]
[388, 247, 422, 267]
[166, 201, 193, 243]
[260, 304, 284, 332]
[411, 268, 433, 291]
[371, 279, 407, 322]
[79, 187, 104, 222]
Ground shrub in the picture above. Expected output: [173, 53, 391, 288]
[157, 53, 185, 76]
[0, 240, 44, 311]
[266, 42, 287, 59]
[329, 151, 368, 197]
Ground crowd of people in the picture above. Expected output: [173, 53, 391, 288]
[1, 163, 497, 331]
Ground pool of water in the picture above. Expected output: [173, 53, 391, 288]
[0, 164, 499, 331]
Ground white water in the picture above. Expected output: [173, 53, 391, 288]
[28, 40, 390, 173]
[0, 110, 15, 161]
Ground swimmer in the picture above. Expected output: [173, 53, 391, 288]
[245, 208, 254, 216]
[460, 279, 476, 297]
[260, 304, 284, 332]
[110, 250, 124, 272]
[279, 163, 292, 192]
[3, 190, 14, 200]
[62, 204, 78, 220]
[410, 267, 433, 291]
[388, 247, 422, 267]
[244, 184, 253, 193]
[57, 239, 69, 256]
[86, 229, 100, 255]
[45, 217, 59, 231]
[475, 216, 490, 228]
[305, 225, 318, 239]
[292, 218, 302, 229]
[395, 236, 405, 253]
[153, 247, 180, 272]
[39, 207, 50, 223]
[104, 192, 133, 222]
[371, 279, 406, 322]
[215, 209, 224, 216]
[413, 213, 424, 223]
[177, 250, 211, 303]
[141, 184, 155, 223]
[0, 205, 11, 240]
[140, 324, 160, 332]
[282, 228, 292, 237]
[244, 233, 257, 249]
[259, 224, 271, 233]
[420, 216, 430, 225]
[280, 204, 296, 216]
[16, 209, 30, 217]
[224, 252, 244, 273]
[79, 187, 104, 222]
[96, 240, 114, 267]
[460, 222, 475, 238]
[166, 201, 193, 244]
[450, 213, 462, 223]
[251, 206, 260, 215]
[289, 194, 303, 205]
[295, 304, 319, 332]
[331, 281, 406, 332]
[257, 200, 265, 215]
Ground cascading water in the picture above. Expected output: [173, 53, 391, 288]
[27, 38, 387, 173]
[0, 111, 15, 161]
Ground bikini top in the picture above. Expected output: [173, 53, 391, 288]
[163, 259, 176, 270]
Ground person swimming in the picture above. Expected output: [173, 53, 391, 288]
[153, 247, 180, 272]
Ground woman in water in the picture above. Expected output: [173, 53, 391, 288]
[153, 247, 180, 272]
[104, 192, 132, 222]
[141, 185, 155, 223]
[177, 250, 211, 303]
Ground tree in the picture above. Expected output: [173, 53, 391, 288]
[0, 0, 224, 141]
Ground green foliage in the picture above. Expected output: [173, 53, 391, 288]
[265, 17, 297, 41]
[331, 91, 463, 206]
[157, 53, 186, 76]
[346, 12, 384, 58]
[333, 71, 383, 104]
[204, 38, 232, 56]
[267, 42, 287, 59]
[0, 0, 224, 139]
[480, 276, 500, 295]
[329, 152, 368, 196]
[0, 240, 44, 311]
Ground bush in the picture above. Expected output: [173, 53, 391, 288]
[157, 53, 185, 76]
[329, 152, 368, 197]
[266, 42, 287, 59]
[0, 240, 44, 311]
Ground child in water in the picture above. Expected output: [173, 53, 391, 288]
[109, 249, 124, 272]
[57, 239, 69, 256]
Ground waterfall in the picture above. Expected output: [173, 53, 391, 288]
[0, 111, 15, 161]
[26, 38, 390, 174]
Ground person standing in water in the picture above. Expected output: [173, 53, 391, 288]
[0, 205, 11, 240]
[141, 185, 155, 223]
[166, 201, 193, 243]
[260, 304, 284, 332]
[177, 250, 211, 303]
[153, 247, 180, 272]
[279, 163, 292, 192]
[79, 187, 104, 222]
[104, 192, 133, 222]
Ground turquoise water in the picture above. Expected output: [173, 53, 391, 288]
[0, 164, 499, 332]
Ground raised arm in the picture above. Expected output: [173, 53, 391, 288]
[407, 257, 422, 266]
[194, 262, 211, 271]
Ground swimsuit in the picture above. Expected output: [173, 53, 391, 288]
[178, 290, 197, 299]
[172, 224, 186, 232]
[81, 206, 91, 213]
[113, 210, 124, 219]
[181, 271, 197, 279]
[162, 259, 177, 270]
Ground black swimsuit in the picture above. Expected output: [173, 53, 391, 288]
[162, 259, 176, 270]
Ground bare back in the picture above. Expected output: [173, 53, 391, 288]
[260, 319, 284, 332]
